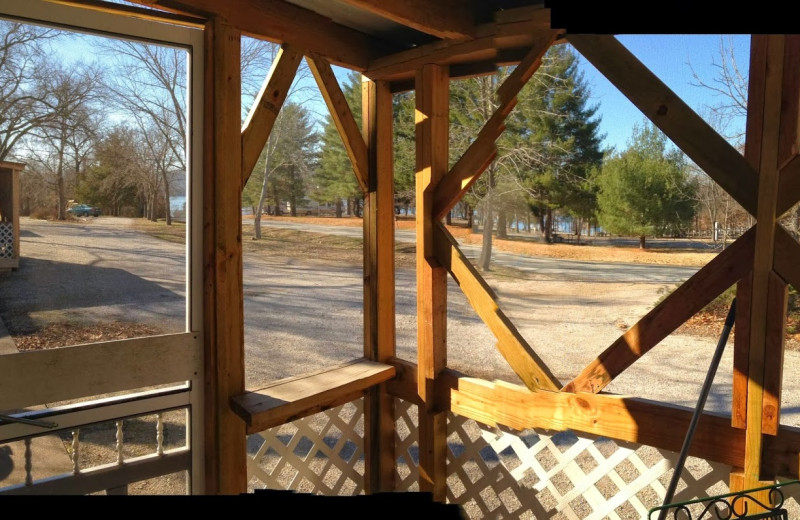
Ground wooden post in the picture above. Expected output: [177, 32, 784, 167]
[415, 63, 449, 501]
[362, 76, 396, 492]
[203, 18, 246, 495]
[730, 34, 786, 505]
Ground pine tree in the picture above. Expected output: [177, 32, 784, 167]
[508, 44, 605, 243]
[595, 121, 697, 249]
[311, 71, 363, 217]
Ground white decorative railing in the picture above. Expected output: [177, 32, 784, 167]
[0, 222, 13, 258]
[0, 387, 191, 495]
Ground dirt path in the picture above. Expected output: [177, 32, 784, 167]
[2, 216, 799, 428]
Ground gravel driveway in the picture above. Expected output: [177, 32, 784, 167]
[2, 216, 799, 428]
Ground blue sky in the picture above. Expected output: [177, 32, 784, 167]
[575, 34, 750, 152]
[52, 29, 751, 155]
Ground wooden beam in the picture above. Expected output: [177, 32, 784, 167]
[433, 223, 560, 391]
[362, 77, 396, 493]
[415, 63, 449, 501]
[46, 0, 205, 26]
[563, 227, 756, 394]
[203, 18, 246, 495]
[762, 271, 788, 436]
[126, 0, 400, 70]
[386, 358, 800, 479]
[741, 34, 784, 494]
[365, 7, 555, 82]
[777, 154, 800, 216]
[241, 44, 302, 185]
[338, 0, 475, 40]
[779, 36, 800, 165]
[433, 32, 556, 220]
[567, 34, 759, 217]
[732, 272, 752, 430]
[230, 359, 395, 435]
[774, 226, 800, 290]
[307, 54, 369, 193]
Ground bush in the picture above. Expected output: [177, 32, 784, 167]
[29, 207, 56, 220]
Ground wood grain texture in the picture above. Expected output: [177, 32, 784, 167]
[338, 0, 475, 40]
[433, 223, 560, 391]
[774, 226, 800, 291]
[386, 358, 800, 479]
[762, 271, 788, 436]
[433, 31, 556, 220]
[744, 34, 784, 482]
[366, 7, 553, 81]
[204, 19, 246, 495]
[0, 333, 200, 410]
[732, 272, 753, 430]
[415, 63, 449, 501]
[241, 44, 302, 183]
[564, 227, 756, 394]
[362, 77, 396, 492]
[125, 0, 398, 70]
[777, 154, 800, 216]
[230, 358, 395, 434]
[307, 53, 369, 193]
[567, 34, 759, 217]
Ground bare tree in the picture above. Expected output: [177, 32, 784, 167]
[241, 39, 321, 240]
[101, 40, 187, 224]
[25, 61, 103, 219]
[0, 21, 58, 161]
[690, 37, 798, 239]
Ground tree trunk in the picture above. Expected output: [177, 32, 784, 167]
[253, 141, 274, 240]
[335, 199, 343, 218]
[346, 198, 352, 216]
[56, 124, 67, 220]
[543, 207, 553, 243]
[478, 199, 493, 271]
[446, 211, 452, 226]
[497, 211, 507, 239]
[466, 203, 473, 229]
[162, 169, 172, 226]
[639, 234, 646, 249]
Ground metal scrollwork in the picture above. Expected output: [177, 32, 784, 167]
[648, 480, 797, 520]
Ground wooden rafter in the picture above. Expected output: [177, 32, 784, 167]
[433, 223, 560, 391]
[563, 228, 756, 394]
[126, 0, 401, 70]
[567, 34, 759, 217]
[241, 44, 302, 185]
[306, 53, 369, 193]
[46, 0, 205, 27]
[365, 6, 555, 81]
[433, 31, 557, 220]
[338, 0, 475, 40]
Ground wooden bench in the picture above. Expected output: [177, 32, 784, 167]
[231, 358, 395, 435]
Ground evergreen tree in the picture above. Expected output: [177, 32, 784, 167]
[507, 44, 604, 243]
[311, 71, 363, 217]
[595, 121, 697, 249]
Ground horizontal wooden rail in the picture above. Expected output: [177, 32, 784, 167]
[231, 358, 395, 435]
[385, 358, 800, 478]
[0, 332, 201, 410]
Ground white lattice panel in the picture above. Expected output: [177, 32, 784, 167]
[393, 398, 736, 519]
[395, 398, 420, 492]
[0, 222, 13, 258]
[247, 399, 365, 495]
